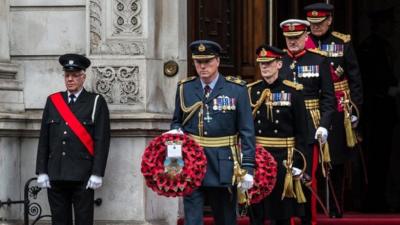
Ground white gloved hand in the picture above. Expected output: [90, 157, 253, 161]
[351, 115, 359, 128]
[86, 175, 103, 190]
[163, 128, 184, 135]
[314, 127, 328, 144]
[37, 174, 51, 188]
[238, 174, 254, 192]
[292, 167, 303, 177]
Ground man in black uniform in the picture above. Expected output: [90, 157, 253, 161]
[36, 54, 110, 225]
[304, 3, 364, 217]
[169, 40, 255, 225]
[248, 45, 308, 225]
[279, 19, 336, 225]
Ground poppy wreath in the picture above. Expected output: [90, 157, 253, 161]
[141, 133, 207, 197]
[247, 144, 278, 204]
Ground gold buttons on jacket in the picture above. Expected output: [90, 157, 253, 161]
[275, 120, 279, 124]
[274, 129, 278, 133]
[62, 152, 66, 156]
[257, 120, 261, 124]
[62, 141, 66, 145]
[63, 131, 67, 135]
[276, 109, 280, 114]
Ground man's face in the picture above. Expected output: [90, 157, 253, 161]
[193, 57, 220, 83]
[310, 16, 332, 37]
[64, 70, 86, 93]
[285, 32, 307, 53]
[259, 60, 282, 80]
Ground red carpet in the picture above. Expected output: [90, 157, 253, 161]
[177, 214, 400, 225]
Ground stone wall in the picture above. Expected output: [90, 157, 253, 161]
[0, 0, 187, 224]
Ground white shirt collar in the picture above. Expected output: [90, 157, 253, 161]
[67, 88, 83, 102]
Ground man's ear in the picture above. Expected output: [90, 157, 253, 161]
[327, 16, 333, 26]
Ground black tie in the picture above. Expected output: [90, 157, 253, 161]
[204, 85, 211, 98]
[69, 94, 76, 105]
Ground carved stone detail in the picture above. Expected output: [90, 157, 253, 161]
[89, 0, 144, 55]
[113, 0, 142, 35]
[92, 66, 142, 104]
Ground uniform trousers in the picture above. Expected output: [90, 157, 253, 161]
[47, 181, 94, 225]
[184, 186, 237, 225]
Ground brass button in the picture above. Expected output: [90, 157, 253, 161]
[257, 111, 260, 114]
[63, 131, 67, 135]
[62, 152, 66, 156]
[258, 120, 261, 124]
[274, 129, 278, 133]
[276, 109, 280, 113]
[258, 130, 262, 134]
[275, 120, 279, 124]
[204, 131, 208, 135]
[65, 122, 68, 125]
[62, 141, 66, 145]
[257, 91, 260, 95]
[331, 62, 334, 66]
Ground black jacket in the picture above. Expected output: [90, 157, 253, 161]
[281, 49, 336, 143]
[36, 89, 110, 181]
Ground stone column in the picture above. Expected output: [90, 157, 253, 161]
[0, 0, 23, 113]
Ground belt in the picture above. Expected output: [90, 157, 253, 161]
[304, 99, 319, 110]
[334, 80, 349, 92]
[255, 136, 295, 148]
[189, 134, 238, 147]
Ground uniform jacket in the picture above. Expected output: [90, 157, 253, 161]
[308, 31, 363, 109]
[248, 76, 308, 218]
[281, 49, 336, 143]
[248, 77, 308, 155]
[36, 89, 110, 181]
[171, 75, 255, 187]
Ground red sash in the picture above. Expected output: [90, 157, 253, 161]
[50, 92, 94, 156]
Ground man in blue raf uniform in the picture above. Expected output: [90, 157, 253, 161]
[169, 40, 255, 225]
[304, 3, 364, 218]
[248, 45, 308, 225]
[279, 19, 336, 225]
[36, 54, 110, 225]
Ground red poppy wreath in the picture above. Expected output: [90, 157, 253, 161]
[247, 145, 278, 204]
[141, 133, 207, 197]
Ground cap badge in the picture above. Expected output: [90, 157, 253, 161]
[198, 43, 206, 52]
[312, 11, 318, 16]
[68, 60, 74, 65]
[260, 48, 267, 57]
[288, 24, 295, 31]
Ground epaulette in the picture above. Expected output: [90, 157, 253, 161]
[283, 80, 303, 90]
[178, 76, 196, 85]
[332, 31, 351, 43]
[307, 48, 328, 57]
[225, 76, 247, 86]
[246, 80, 262, 88]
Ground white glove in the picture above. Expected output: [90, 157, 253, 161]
[315, 127, 328, 144]
[86, 175, 103, 190]
[163, 128, 183, 135]
[351, 115, 358, 123]
[292, 167, 303, 177]
[238, 174, 254, 192]
[351, 115, 359, 128]
[37, 174, 51, 188]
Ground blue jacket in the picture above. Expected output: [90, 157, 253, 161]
[171, 75, 255, 187]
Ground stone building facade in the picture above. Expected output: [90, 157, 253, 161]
[0, 0, 186, 224]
